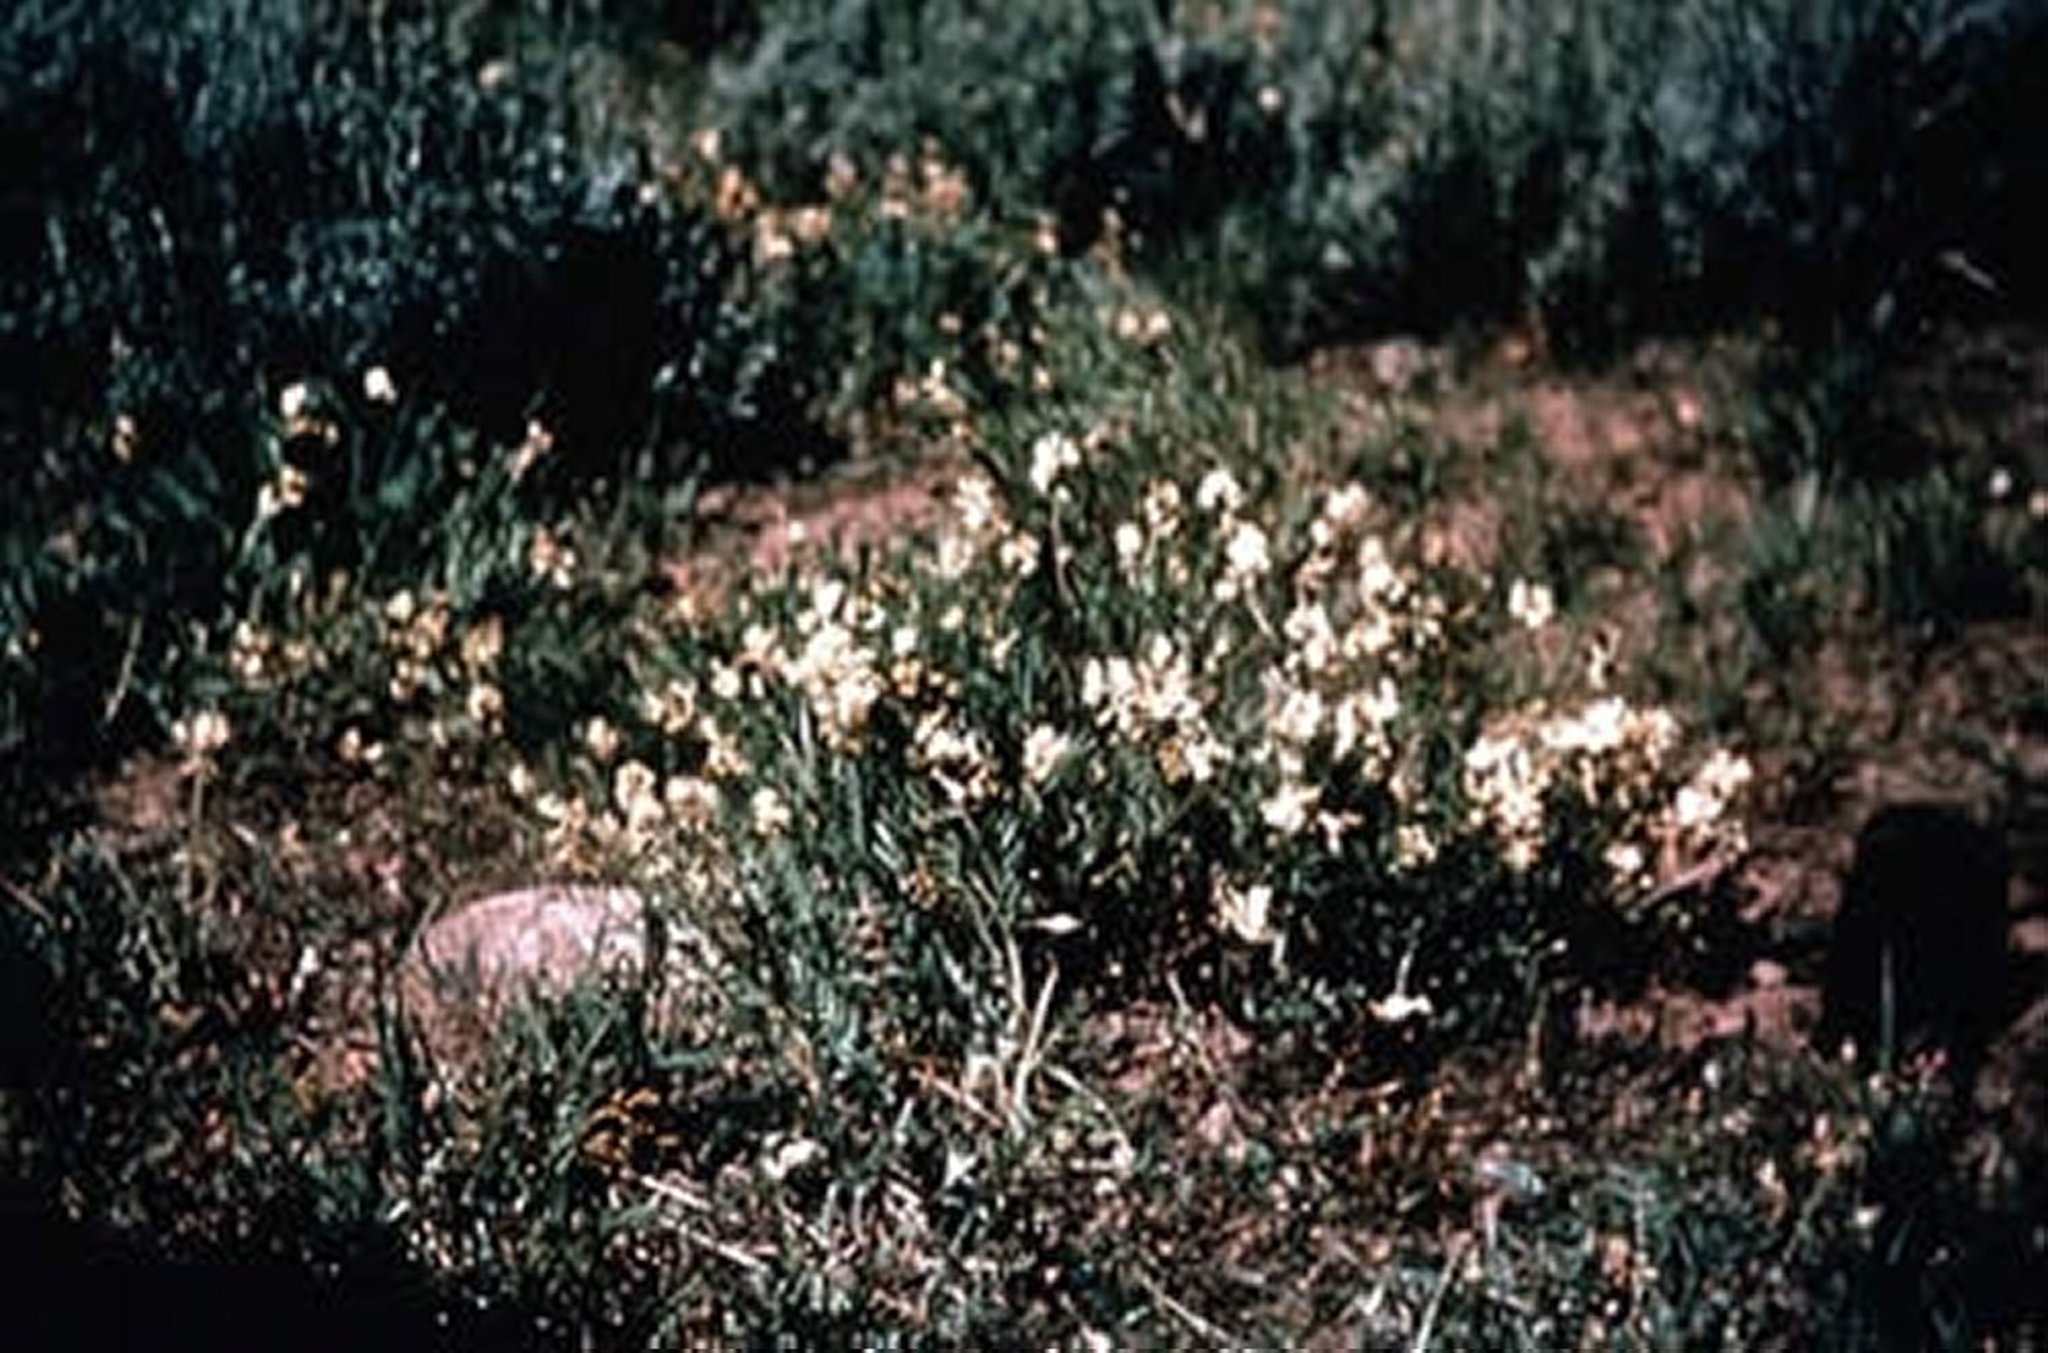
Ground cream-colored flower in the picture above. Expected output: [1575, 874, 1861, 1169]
[1141, 479, 1183, 539]
[1540, 696, 1628, 756]
[256, 463, 308, 519]
[173, 709, 231, 765]
[708, 662, 743, 702]
[1462, 726, 1548, 870]
[1224, 519, 1271, 581]
[911, 710, 995, 805]
[1181, 728, 1230, 784]
[1111, 307, 1173, 346]
[510, 420, 555, 481]
[460, 616, 504, 671]
[465, 681, 504, 730]
[528, 526, 576, 589]
[954, 473, 1001, 535]
[1215, 880, 1277, 946]
[1508, 578, 1556, 631]
[362, 366, 397, 404]
[741, 619, 786, 668]
[1283, 602, 1337, 674]
[1261, 780, 1319, 835]
[663, 775, 719, 826]
[1604, 840, 1648, 888]
[699, 718, 748, 779]
[1082, 636, 1203, 744]
[1673, 785, 1720, 829]
[1322, 484, 1372, 531]
[784, 617, 884, 749]
[639, 678, 697, 734]
[790, 205, 833, 244]
[1082, 656, 1125, 717]
[1267, 681, 1325, 748]
[1341, 602, 1397, 659]
[754, 212, 795, 263]
[998, 530, 1041, 577]
[1332, 679, 1401, 765]
[228, 620, 271, 686]
[750, 785, 792, 836]
[1029, 431, 1082, 496]
[583, 716, 621, 764]
[1195, 468, 1244, 515]
[1113, 521, 1145, 566]
[110, 413, 139, 463]
[1369, 989, 1433, 1024]
[1694, 748, 1753, 800]
[1022, 724, 1072, 786]
[1394, 823, 1438, 870]
[611, 759, 662, 833]
[1355, 536, 1402, 601]
[1585, 629, 1618, 691]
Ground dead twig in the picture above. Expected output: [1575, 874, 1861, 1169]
[1, 873, 53, 925]
[1132, 1265, 1242, 1349]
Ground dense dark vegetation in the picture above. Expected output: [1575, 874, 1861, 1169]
[715, 0, 2048, 350]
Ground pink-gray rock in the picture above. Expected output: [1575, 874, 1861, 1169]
[399, 884, 713, 1070]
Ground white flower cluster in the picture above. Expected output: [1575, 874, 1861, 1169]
[1028, 431, 1082, 497]
[911, 709, 997, 807]
[1461, 694, 1742, 879]
[1081, 633, 1229, 785]
[781, 577, 889, 752]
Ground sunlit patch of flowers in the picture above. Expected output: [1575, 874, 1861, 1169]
[478, 316, 1758, 1034]
[1083, 634, 1201, 743]
[935, 472, 1010, 581]
[1459, 694, 1747, 883]
[778, 577, 889, 751]
[204, 553, 542, 782]
[379, 589, 453, 705]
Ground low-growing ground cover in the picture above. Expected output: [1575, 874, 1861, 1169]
[4, 1, 2046, 1348]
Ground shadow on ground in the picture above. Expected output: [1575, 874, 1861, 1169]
[0, 1179, 554, 1353]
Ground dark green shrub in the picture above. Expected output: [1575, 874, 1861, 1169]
[713, 0, 2048, 355]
